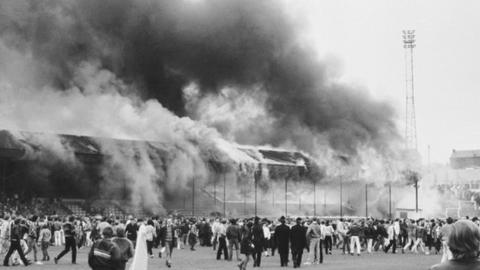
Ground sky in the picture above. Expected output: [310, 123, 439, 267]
[285, 0, 480, 164]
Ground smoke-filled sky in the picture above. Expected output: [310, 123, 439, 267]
[0, 0, 477, 165]
[287, 0, 480, 163]
[0, 0, 401, 162]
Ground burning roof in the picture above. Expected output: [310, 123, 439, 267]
[0, 129, 319, 177]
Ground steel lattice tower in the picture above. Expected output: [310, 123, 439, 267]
[402, 30, 417, 150]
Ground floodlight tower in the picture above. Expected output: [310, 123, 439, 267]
[403, 30, 419, 212]
[402, 30, 418, 151]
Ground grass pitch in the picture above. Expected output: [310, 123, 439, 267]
[21, 244, 439, 269]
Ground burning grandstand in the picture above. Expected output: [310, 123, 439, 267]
[0, 130, 322, 216]
[0, 0, 415, 217]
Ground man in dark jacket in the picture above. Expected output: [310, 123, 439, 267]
[3, 218, 30, 266]
[347, 221, 363, 256]
[112, 226, 133, 270]
[54, 216, 77, 264]
[88, 227, 121, 270]
[275, 216, 290, 267]
[159, 218, 178, 267]
[364, 222, 376, 253]
[252, 217, 265, 267]
[374, 221, 387, 251]
[125, 217, 138, 248]
[290, 218, 307, 268]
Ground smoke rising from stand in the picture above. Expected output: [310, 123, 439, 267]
[0, 0, 420, 216]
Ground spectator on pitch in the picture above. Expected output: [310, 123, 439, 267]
[227, 218, 242, 262]
[112, 225, 134, 270]
[212, 218, 220, 251]
[290, 217, 307, 268]
[125, 216, 138, 248]
[262, 219, 271, 257]
[440, 217, 454, 263]
[337, 218, 351, 254]
[275, 216, 290, 267]
[3, 218, 30, 266]
[178, 220, 189, 250]
[145, 219, 156, 258]
[305, 217, 323, 265]
[215, 219, 229, 261]
[0, 215, 12, 254]
[347, 221, 363, 256]
[53, 218, 63, 246]
[37, 223, 52, 262]
[252, 216, 264, 267]
[430, 220, 480, 270]
[412, 220, 427, 254]
[88, 227, 121, 270]
[432, 220, 442, 254]
[159, 218, 178, 268]
[238, 220, 254, 270]
[374, 220, 386, 252]
[384, 220, 397, 254]
[399, 219, 408, 252]
[188, 220, 198, 251]
[324, 221, 334, 255]
[97, 217, 111, 237]
[425, 219, 435, 255]
[54, 216, 77, 264]
[364, 221, 376, 254]
[24, 216, 40, 264]
[269, 220, 277, 257]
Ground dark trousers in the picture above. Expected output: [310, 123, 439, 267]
[213, 236, 217, 251]
[374, 236, 384, 251]
[434, 239, 442, 253]
[56, 236, 76, 263]
[270, 238, 277, 256]
[253, 250, 262, 267]
[324, 236, 332, 254]
[279, 247, 289, 266]
[319, 240, 324, 263]
[4, 240, 29, 266]
[291, 248, 303, 268]
[426, 235, 434, 250]
[146, 240, 153, 255]
[216, 237, 228, 260]
[342, 236, 350, 254]
[399, 234, 407, 247]
[385, 238, 396, 253]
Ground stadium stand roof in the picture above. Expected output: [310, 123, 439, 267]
[0, 130, 319, 175]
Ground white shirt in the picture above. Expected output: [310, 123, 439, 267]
[145, 225, 156, 241]
[394, 221, 400, 236]
[324, 225, 334, 236]
[320, 224, 326, 239]
[217, 223, 227, 237]
[387, 225, 396, 240]
[263, 225, 271, 240]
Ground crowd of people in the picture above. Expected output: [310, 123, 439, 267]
[0, 212, 479, 269]
[0, 195, 62, 217]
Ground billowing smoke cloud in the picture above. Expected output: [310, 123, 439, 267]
[0, 0, 417, 216]
[0, 0, 398, 155]
[0, 64, 245, 214]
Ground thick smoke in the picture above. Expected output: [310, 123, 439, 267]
[0, 0, 417, 216]
[0, 65, 240, 214]
[0, 0, 398, 155]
